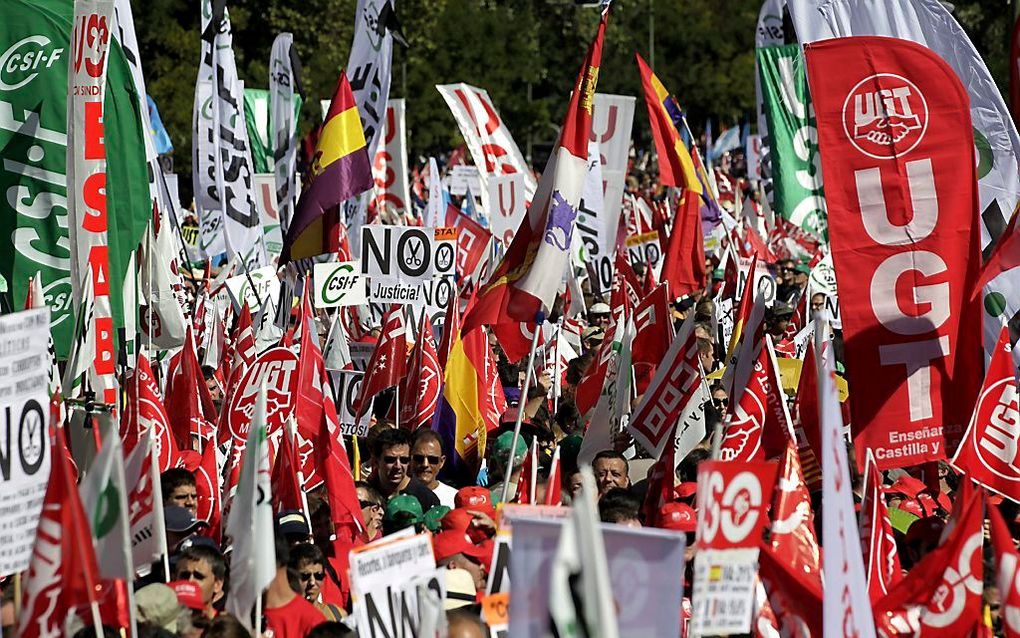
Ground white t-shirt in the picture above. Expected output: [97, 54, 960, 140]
[432, 481, 458, 508]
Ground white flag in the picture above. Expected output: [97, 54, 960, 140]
[140, 208, 187, 350]
[225, 386, 277, 630]
[549, 466, 618, 638]
[270, 33, 299, 235]
[817, 318, 876, 638]
[578, 310, 632, 465]
[322, 314, 352, 370]
[124, 432, 167, 577]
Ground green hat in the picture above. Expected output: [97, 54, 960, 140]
[384, 495, 423, 525]
[423, 505, 450, 533]
[794, 263, 811, 275]
[559, 434, 584, 471]
[493, 431, 528, 465]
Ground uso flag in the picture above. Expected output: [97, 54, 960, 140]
[282, 71, 373, 263]
[462, 10, 607, 331]
[805, 37, 983, 470]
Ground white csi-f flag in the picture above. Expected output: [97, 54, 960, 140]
[125, 429, 168, 577]
[549, 466, 619, 638]
[225, 385, 276, 630]
[816, 317, 876, 638]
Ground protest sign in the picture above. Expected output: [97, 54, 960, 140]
[625, 231, 661, 271]
[253, 173, 283, 257]
[328, 369, 371, 437]
[224, 265, 281, 311]
[508, 516, 686, 637]
[807, 253, 839, 328]
[737, 256, 776, 307]
[350, 533, 446, 638]
[448, 165, 482, 197]
[807, 36, 983, 470]
[592, 93, 635, 225]
[313, 261, 368, 308]
[0, 309, 51, 576]
[362, 226, 457, 304]
[488, 173, 526, 246]
[692, 460, 778, 636]
[481, 593, 509, 638]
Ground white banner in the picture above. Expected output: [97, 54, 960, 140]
[253, 173, 283, 257]
[437, 83, 536, 213]
[508, 517, 686, 637]
[313, 261, 368, 308]
[346, 0, 398, 157]
[67, 0, 118, 406]
[269, 33, 298, 236]
[369, 99, 410, 221]
[0, 309, 51, 576]
[193, 0, 266, 269]
[591, 94, 635, 227]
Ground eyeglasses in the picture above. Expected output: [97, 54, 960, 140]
[299, 571, 325, 583]
[713, 397, 729, 406]
[359, 500, 383, 510]
[382, 455, 410, 465]
[177, 570, 208, 581]
[413, 454, 441, 465]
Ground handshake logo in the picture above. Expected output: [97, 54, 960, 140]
[842, 74, 928, 160]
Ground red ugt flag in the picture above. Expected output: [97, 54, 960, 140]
[805, 36, 983, 470]
[951, 325, 1020, 502]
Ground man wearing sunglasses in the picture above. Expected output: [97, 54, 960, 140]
[289, 543, 345, 622]
[367, 428, 440, 512]
[410, 428, 457, 508]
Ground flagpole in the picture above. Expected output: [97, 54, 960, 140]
[500, 313, 544, 504]
[288, 416, 312, 523]
[394, 384, 401, 430]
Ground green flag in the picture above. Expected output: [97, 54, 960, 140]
[0, 0, 150, 358]
[757, 44, 827, 238]
[243, 88, 302, 173]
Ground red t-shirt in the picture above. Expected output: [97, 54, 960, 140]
[265, 594, 326, 638]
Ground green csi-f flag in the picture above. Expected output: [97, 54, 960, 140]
[757, 44, 827, 239]
[0, 0, 150, 359]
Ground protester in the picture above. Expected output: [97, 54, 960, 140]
[288, 543, 346, 621]
[410, 427, 458, 507]
[367, 428, 441, 511]
[265, 535, 327, 637]
[173, 545, 226, 621]
[592, 451, 631, 497]
[354, 481, 385, 540]
[163, 468, 199, 516]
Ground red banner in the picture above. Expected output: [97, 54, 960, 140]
[805, 36, 983, 470]
[695, 460, 777, 551]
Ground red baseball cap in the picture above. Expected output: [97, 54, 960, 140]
[167, 580, 205, 610]
[674, 482, 698, 500]
[455, 487, 496, 517]
[443, 507, 491, 544]
[658, 502, 697, 532]
[433, 530, 491, 565]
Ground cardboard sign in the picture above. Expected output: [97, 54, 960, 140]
[736, 256, 776, 308]
[0, 309, 51, 576]
[313, 261, 368, 308]
[328, 370, 371, 437]
[482, 593, 509, 638]
[625, 231, 661, 270]
[362, 226, 457, 304]
[448, 164, 482, 197]
[224, 265, 281, 311]
[350, 533, 445, 638]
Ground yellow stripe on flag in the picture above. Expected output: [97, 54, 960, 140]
[315, 107, 367, 172]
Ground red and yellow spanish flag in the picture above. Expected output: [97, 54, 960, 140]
[282, 71, 373, 263]
[636, 53, 701, 194]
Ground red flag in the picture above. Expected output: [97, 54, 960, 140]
[875, 489, 984, 636]
[437, 284, 461, 370]
[757, 544, 823, 637]
[660, 191, 706, 297]
[792, 341, 822, 490]
[720, 338, 792, 462]
[768, 442, 821, 587]
[725, 253, 758, 358]
[19, 428, 104, 638]
[545, 446, 563, 506]
[860, 453, 902, 603]
[480, 331, 509, 437]
[632, 284, 673, 393]
[165, 326, 217, 450]
[950, 325, 1020, 502]
[806, 37, 983, 471]
[272, 423, 305, 514]
[122, 355, 181, 472]
[641, 439, 675, 527]
[574, 314, 624, 417]
[491, 319, 543, 364]
[610, 252, 642, 312]
[514, 438, 539, 504]
[399, 315, 443, 430]
[354, 305, 408, 417]
[229, 303, 257, 377]
[194, 439, 222, 543]
[444, 204, 492, 280]
[990, 503, 1020, 638]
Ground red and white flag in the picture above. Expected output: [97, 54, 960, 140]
[515, 438, 539, 504]
[271, 420, 306, 514]
[860, 451, 902, 603]
[355, 305, 408, 417]
[124, 432, 167, 577]
[768, 442, 821, 588]
[806, 36, 983, 470]
[631, 284, 674, 392]
[399, 314, 443, 430]
[719, 337, 793, 462]
[165, 326, 217, 449]
[951, 325, 1020, 502]
[545, 445, 563, 506]
[122, 354, 181, 472]
[194, 437, 222, 543]
[990, 503, 1020, 638]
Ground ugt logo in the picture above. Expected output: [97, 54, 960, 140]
[842, 73, 928, 160]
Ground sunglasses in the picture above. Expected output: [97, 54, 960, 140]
[299, 571, 325, 583]
[382, 455, 410, 465]
[413, 454, 441, 465]
[359, 500, 383, 510]
[713, 397, 729, 406]
[177, 570, 208, 581]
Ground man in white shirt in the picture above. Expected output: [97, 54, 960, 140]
[410, 428, 458, 507]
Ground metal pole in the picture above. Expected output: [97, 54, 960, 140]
[500, 315, 544, 504]
[648, 0, 655, 69]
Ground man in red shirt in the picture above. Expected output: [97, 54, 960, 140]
[265, 535, 327, 637]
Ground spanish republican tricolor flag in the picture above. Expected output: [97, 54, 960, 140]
[462, 9, 609, 332]
[282, 71, 373, 262]
[636, 54, 702, 194]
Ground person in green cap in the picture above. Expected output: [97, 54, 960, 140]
[382, 494, 425, 536]
[486, 430, 529, 504]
